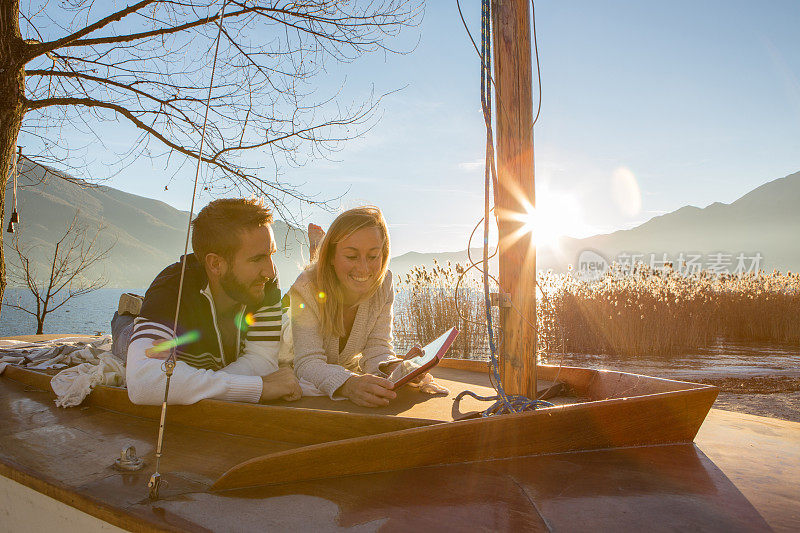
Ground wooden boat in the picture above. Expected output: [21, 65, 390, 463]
[0, 347, 721, 490]
[1, 336, 798, 530]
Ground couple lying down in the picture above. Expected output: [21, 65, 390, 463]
[114, 198, 443, 408]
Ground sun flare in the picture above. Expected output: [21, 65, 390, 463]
[511, 190, 587, 249]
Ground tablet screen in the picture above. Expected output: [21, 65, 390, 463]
[388, 329, 454, 384]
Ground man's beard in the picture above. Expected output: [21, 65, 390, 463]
[220, 270, 276, 307]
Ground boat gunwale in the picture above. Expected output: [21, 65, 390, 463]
[1, 360, 718, 429]
[0, 365, 442, 445]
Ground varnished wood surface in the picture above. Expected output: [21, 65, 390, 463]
[1, 364, 440, 445]
[1, 335, 761, 530]
[211, 380, 717, 490]
[2, 352, 719, 494]
[696, 410, 800, 532]
[1, 358, 793, 532]
[1, 360, 796, 530]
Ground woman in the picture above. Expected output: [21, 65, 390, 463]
[290, 206, 402, 407]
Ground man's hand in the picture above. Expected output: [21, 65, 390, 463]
[338, 374, 396, 407]
[260, 368, 302, 402]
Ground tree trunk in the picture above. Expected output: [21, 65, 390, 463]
[0, 0, 27, 318]
[36, 317, 44, 335]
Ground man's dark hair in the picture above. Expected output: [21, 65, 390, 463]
[191, 198, 273, 263]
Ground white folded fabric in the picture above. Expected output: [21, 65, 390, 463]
[50, 354, 126, 408]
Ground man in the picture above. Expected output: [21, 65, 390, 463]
[114, 198, 301, 405]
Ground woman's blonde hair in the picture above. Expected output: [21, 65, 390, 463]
[311, 206, 390, 337]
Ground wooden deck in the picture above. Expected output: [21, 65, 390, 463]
[1, 367, 797, 530]
[1, 335, 795, 530]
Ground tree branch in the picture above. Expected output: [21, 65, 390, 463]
[25, 0, 159, 62]
[66, 8, 255, 47]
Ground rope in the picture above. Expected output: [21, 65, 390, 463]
[453, 0, 552, 417]
[148, 0, 229, 500]
[454, 390, 553, 416]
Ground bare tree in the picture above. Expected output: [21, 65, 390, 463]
[4, 211, 115, 334]
[0, 0, 422, 311]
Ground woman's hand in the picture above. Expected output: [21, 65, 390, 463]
[381, 344, 424, 374]
[339, 374, 396, 407]
[260, 368, 302, 402]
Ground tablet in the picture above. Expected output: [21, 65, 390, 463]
[388, 327, 459, 389]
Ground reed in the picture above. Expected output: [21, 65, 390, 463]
[394, 260, 497, 359]
[393, 262, 800, 358]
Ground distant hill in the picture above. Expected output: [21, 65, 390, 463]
[551, 170, 800, 275]
[3, 159, 311, 289]
[5, 163, 798, 289]
[390, 170, 800, 277]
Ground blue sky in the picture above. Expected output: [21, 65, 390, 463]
[20, 0, 800, 255]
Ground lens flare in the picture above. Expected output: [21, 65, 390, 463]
[234, 311, 256, 331]
[317, 291, 326, 301]
[146, 330, 201, 358]
[612, 166, 642, 217]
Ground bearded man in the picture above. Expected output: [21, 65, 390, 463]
[112, 198, 301, 405]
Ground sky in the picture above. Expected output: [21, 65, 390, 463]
[18, 0, 800, 256]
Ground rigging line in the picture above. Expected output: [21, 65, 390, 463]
[148, 0, 229, 499]
[452, 0, 553, 402]
[455, 0, 543, 131]
[480, 0, 514, 412]
[171, 4, 228, 342]
[530, 0, 542, 127]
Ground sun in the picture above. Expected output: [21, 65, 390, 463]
[513, 190, 587, 249]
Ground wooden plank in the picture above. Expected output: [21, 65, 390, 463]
[212, 384, 718, 491]
[438, 358, 489, 372]
[696, 410, 800, 532]
[492, 0, 537, 398]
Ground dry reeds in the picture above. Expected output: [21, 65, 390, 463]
[393, 260, 497, 359]
[394, 261, 800, 358]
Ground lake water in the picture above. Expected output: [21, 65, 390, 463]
[2, 287, 797, 380]
[541, 341, 800, 380]
[0, 288, 144, 336]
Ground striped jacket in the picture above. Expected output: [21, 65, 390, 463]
[125, 254, 283, 405]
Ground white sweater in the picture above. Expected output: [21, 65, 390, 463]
[126, 287, 281, 405]
[290, 269, 398, 399]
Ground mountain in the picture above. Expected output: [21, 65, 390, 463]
[390, 170, 800, 277]
[551, 170, 800, 275]
[3, 159, 311, 289]
[5, 162, 798, 290]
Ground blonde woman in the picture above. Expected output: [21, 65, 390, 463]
[290, 206, 402, 407]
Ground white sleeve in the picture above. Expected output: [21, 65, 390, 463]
[360, 273, 398, 375]
[291, 288, 356, 399]
[221, 303, 282, 376]
[125, 319, 263, 405]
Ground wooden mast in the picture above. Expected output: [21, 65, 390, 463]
[491, 0, 536, 398]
